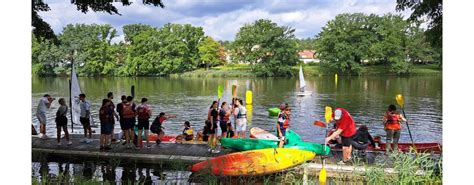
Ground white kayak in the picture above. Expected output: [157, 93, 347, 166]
[250, 127, 279, 141]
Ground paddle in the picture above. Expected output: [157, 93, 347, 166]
[313, 120, 326, 128]
[319, 106, 332, 184]
[131, 85, 135, 98]
[396, 94, 415, 148]
[232, 84, 237, 131]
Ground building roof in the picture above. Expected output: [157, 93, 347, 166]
[298, 50, 315, 59]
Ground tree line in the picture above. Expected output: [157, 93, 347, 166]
[32, 14, 440, 77]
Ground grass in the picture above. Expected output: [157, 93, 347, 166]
[170, 63, 441, 78]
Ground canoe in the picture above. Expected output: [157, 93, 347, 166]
[267, 107, 280, 116]
[190, 148, 315, 176]
[250, 127, 279, 141]
[330, 142, 442, 154]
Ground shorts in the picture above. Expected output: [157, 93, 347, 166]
[136, 119, 150, 130]
[80, 117, 90, 127]
[341, 135, 354, 147]
[55, 116, 68, 128]
[386, 129, 401, 144]
[220, 121, 228, 133]
[36, 113, 46, 125]
[236, 118, 247, 132]
[122, 118, 136, 130]
[101, 123, 113, 135]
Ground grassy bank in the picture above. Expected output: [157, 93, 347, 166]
[171, 64, 441, 78]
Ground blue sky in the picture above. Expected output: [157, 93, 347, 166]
[39, 0, 411, 42]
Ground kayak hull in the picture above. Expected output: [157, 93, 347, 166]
[267, 107, 280, 116]
[190, 148, 315, 176]
[330, 142, 442, 154]
[250, 127, 279, 141]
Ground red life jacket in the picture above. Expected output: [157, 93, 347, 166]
[385, 112, 401, 130]
[99, 106, 112, 123]
[283, 119, 290, 129]
[122, 103, 136, 119]
[137, 105, 150, 120]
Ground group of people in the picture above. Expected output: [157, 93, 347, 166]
[324, 105, 407, 165]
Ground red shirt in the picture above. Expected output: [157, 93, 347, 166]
[333, 108, 356, 137]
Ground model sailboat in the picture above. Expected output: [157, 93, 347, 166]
[297, 65, 312, 96]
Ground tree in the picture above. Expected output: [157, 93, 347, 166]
[32, 34, 64, 76]
[296, 38, 316, 51]
[198, 37, 223, 69]
[233, 19, 299, 76]
[32, 0, 165, 41]
[122, 24, 156, 44]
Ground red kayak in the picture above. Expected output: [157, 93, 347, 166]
[331, 142, 442, 154]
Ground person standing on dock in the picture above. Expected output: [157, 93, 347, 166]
[208, 101, 219, 153]
[277, 103, 290, 148]
[122, 96, 137, 148]
[107, 92, 119, 143]
[79, 93, 93, 143]
[136, 98, 152, 148]
[383, 104, 406, 153]
[219, 102, 231, 138]
[55, 98, 71, 145]
[233, 99, 247, 138]
[36, 94, 55, 139]
[116, 95, 127, 143]
[325, 108, 357, 165]
[99, 99, 114, 150]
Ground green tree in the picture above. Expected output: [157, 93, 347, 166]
[122, 24, 156, 44]
[32, 34, 64, 76]
[296, 38, 316, 51]
[198, 37, 223, 69]
[233, 19, 299, 76]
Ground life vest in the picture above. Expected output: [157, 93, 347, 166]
[385, 112, 401, 130]
[137, 105, 150, 120]
[122, 103, 136, 119]
[184, 127, 194, 135]
[237, 107, 246, 119]
[99, 106, 112, 123]
[278, 112, 290, 129]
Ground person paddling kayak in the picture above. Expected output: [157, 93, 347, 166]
[383, 104, 406, 153]
[325, 108, 357, 165]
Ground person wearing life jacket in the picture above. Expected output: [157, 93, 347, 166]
[207, 101, 219, 153]
[150, 112, 176, 144]
[121, 96, 137, 149]
[176, 121, 194, 142]
[136, 98, 152, 149]
[106, 92, 119, 143]
[99, 99, 114, 150]
[383, 104, 406, 153]
[219, 102, 231, 138]
[116, 95, 127, 142]
[233, 99, 247, 138]
[277, 103, 291, 148]
[325, 108, 357, 165]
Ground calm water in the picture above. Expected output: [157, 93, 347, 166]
[32, 76, 442, 182]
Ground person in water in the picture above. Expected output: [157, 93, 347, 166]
[383, 104, 406, 152]
[36, 94, 55, 139]
[207, 101, 219, 153]
[176, 121, 194, 142]
[136, 98, 152, 148]
[233, 99, 247, 138]
[79, 93, 93, 143]
[325, 108, 357, 165]
[277, 103, 291, 148]
[55, 98, 71, 145]
[150, 112, 176, 144]
[99, 99, 114, 150]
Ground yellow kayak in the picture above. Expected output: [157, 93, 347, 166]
[191, 148, 315, 176]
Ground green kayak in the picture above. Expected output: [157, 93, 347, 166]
[268, 107, 281, 116]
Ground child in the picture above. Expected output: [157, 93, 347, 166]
[226, 122, 235, 138]
[55, 98, 71, 145]
[383, 104, 406, 152]
[99, 99, 114, 150]
[176, 121, 194, 142]
[277, 103, 290, 148]
[136, 98, 152, 148]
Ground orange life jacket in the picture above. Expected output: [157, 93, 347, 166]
[137, 105, 150, 120]
[122, 103, 136, 119]
[385, 112, 401, 130]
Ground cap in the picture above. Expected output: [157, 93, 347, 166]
[334, 109, 342, 120]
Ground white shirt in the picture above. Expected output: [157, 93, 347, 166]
[36, 97, 49, 114]
[80, 100, 91, 118]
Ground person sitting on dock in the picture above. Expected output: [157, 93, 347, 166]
[383, 104, 406, 153]
[136, 98, 152, 148]
[79, 93, 93, 143]
[196, 120, 211, 142]
[176, 121, 194, 142]
[277, 103, 291, 148]
[325, 108, 357, 165]
[55, 98, 71, 146]
[150, 112, 176, 144]
[99, 99, 114, 150]
[351, 125, 376, 151]
[121, 96, 137, 148]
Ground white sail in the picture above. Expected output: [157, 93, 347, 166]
[299, 65, 306, 92]
[70, 63, 82, 126]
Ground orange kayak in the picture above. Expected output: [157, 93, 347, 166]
[190, 148, 315, 176]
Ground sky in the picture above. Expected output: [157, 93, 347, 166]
[38, 0, 412, 42]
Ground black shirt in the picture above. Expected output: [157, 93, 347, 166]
[353, 128, 376, 146]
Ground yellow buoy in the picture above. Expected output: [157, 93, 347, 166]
[246, 90, 252, 105]
[335, 74, 338, 85]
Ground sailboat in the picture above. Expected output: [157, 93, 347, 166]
[296, 65, 312, 96]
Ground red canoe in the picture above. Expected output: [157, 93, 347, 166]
[331, 142, 442, 154]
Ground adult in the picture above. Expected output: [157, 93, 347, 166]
[107, 92, 119, 143]
[383, 104, 406, 153]
[136, 98, 152, 148]
[218, 102, 231, 138]
[36, 94, 54, 139]
[121, 96, 137, 148]
[207, 101, 219, 153]
[325, 108, 357, 165]
[233, 99, 247, 138]
[277, 103, 291, 148]
[55, 98, 71, 145]
[150, 112, 176, 144]
[116, 95, 127, 143]
[351, 125, 376, 150]
[79, 93, 93, 143]
[99, 99, 114, 150]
